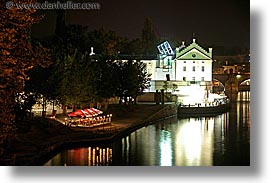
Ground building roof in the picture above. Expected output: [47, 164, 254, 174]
[176, 39, 212, 60]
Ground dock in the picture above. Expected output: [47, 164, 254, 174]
[178, 103, 231, 117]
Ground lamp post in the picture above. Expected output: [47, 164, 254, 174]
[101, 116, 104, 131]
[109, 114, 112, 125]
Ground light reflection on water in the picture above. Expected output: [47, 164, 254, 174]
[44, 147, 112, 166]
[160, 130, 172, 166]
[118, 116, 218, 166]
[44, 98, 250, 166]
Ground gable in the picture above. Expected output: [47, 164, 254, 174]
[176, 39, 212, 60]
[177, 48, 211, 60]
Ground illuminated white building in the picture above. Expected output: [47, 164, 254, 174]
[141, 38, 213, 105]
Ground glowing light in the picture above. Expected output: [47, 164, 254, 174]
[175, 118, 214, 166]
[181, 121, 202, 165]
[157, 41, 174, 55]
[160, 130, 172, 166]
[88, 147, 91, 166]
[89, 47, 95, 55]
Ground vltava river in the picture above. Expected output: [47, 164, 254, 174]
[44, 97, 250, 166]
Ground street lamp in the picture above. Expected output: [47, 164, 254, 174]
[109, 114, 112, 125]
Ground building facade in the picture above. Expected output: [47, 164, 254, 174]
[141, 39, 213, 105]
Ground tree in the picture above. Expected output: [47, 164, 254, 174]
[0, 0, 50, 155]
[63, 24, 89, 54]
[14, 92, 37, 121]
[117, 60, 151, 105]
[39, 24, 91, 114]
[162, 81, 178, 101]
[55, 49, 88, 113]
[141, 17, 158, 55]
[62, 50, 94, 110]
[24, 62, 58, 117]
[91, 55, 120, 110]
[127, 38, 144, 55]
[133, 61, 151, 103]
[87, 28, 128, 55]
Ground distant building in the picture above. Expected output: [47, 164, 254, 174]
[90, 38, 214, 105]
[212, 54, 250, 74]
[141, 38, 213, 105]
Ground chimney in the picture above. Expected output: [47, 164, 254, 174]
[208, 48, 212, 58]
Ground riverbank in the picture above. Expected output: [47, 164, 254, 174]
[0, 104, 177, 165]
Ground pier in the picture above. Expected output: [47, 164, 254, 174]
[178, 102, 231, 117]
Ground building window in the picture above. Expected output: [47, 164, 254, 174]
[190, 77, 196, 84]
[202, 61, 205, 63]
[193, 61, 195, 63]
[184, 61, 186, 63]
[183, 66, 186, 71]
[192, 66, 196, 71]
[202, 66, 205, 72]
[201, 77, 204, 81]
[183, 77, 186, 81]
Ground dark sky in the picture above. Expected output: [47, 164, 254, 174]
[32, 0, 250, 48]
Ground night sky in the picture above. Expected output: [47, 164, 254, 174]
[32, 0, 250, 48]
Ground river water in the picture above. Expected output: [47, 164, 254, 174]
[44, 92, 250, 166]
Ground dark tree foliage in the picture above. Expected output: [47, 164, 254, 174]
[0, 0, 51, 155]
[126, 38, 144, 55]
[116, 60, 151, 105]
[87, 28, 128, 55]
[24, 17, 156, 116]
[63, 24, 89, 54]
[141, 17, 158, 55]
[91, 55, 120, 110]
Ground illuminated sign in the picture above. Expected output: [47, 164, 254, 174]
[157, 41, 174, 55]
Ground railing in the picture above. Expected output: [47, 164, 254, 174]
[178, 102, 231, 117]
[238, 85, 250, 91]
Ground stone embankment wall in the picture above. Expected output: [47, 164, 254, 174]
[144, 104, 177, 123]
[112, 104, 178, 139]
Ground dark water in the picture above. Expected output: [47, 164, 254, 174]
[44, 97, 250, 166]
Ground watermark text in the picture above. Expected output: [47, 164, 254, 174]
[6, 1, 101, 10]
